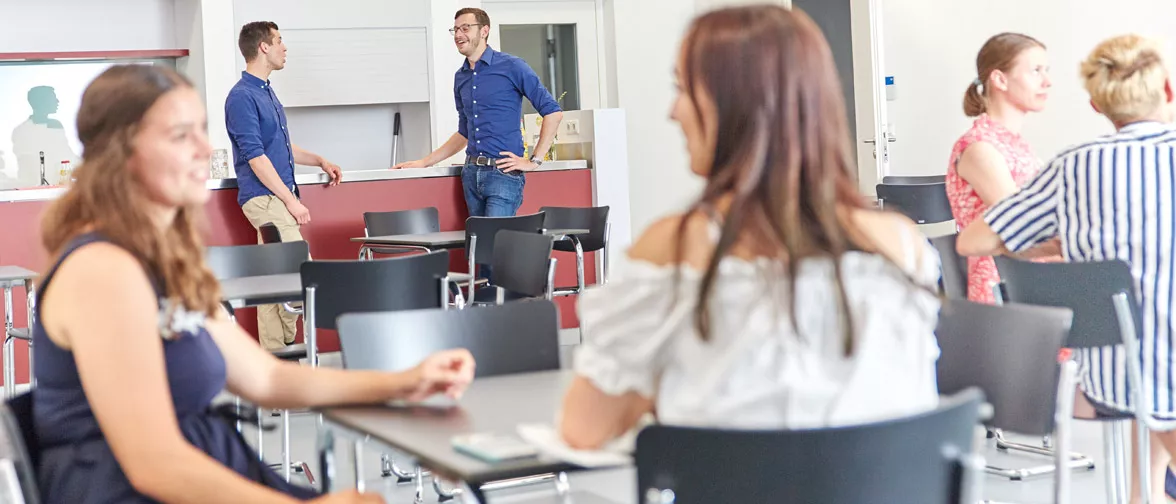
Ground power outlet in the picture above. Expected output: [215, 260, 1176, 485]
[565, 120, 580, 135]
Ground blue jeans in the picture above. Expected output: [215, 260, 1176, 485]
[462, 164, 525, 281]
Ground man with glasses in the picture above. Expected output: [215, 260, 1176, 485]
[394, 7, 563, 223]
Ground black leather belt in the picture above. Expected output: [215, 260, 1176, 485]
[466, 155, 500, 167]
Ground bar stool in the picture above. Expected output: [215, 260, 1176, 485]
[635, 390, 986, 504]
[875, 180, 953, 225]
[539, 206, 610, 293]
[206, 241, 311, 482]
[936, 300, 1079, 501]
[360, 207, 441, 258]
[464, 213, 547, 301]
[0, 266, 38, 398]
[995, 257, 1157, 503]
[469, 230, 556, 305]
[336, 301, 562, 501]
[299, 252, 454, 484]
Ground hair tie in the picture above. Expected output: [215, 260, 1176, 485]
[973, 78, 983, 86]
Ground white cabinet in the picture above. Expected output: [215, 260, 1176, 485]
[232, 0, 432, 107]
[268, 28, 430, 107]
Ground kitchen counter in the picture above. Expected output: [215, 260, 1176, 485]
[0, 160, 591, 203]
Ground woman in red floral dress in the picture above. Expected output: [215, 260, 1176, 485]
[947, 32, 1053, 303]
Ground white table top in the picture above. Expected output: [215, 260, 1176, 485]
[319, 370, 585, 486]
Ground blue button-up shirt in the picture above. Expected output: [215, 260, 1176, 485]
[225, 72, 297, 206]
[455, 47, 562, 159]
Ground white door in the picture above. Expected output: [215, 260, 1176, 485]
[849, 0, 891, 196]
[482, 0, 603, 111]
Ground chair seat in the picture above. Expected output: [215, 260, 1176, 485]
[270, 344, 307, 361]
[5, 328, 29, 341]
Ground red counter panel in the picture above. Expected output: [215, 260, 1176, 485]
[0, 169, 596, 385]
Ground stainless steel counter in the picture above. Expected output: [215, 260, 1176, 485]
[0, 160, 590, 203]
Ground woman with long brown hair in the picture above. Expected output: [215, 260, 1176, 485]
[31, 65, 473, 503]
[558, 5, 941, 449]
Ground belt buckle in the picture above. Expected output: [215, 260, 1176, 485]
[476, 155, 491, 166]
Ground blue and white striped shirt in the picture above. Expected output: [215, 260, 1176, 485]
[985, 121, 1176, 419]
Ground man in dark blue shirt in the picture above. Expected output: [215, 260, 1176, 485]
[395, 7, 563, 220]
[225, 21, 342, 350]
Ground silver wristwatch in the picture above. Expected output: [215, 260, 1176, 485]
[530, 156, 544, 167]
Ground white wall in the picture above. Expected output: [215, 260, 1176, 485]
[227, 0, 441, 168]
[604, 0, 788, 236]
[882, 0, 1176, 177]
[286, 103, 431, 171]
[0, 0, 179, 52]
[606, 0, 696, 236]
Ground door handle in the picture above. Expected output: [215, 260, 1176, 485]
[863, 137, 897, 144]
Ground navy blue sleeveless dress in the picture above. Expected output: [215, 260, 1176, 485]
[32, 233, 319, 503]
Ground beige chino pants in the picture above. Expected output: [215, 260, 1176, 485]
[241, 195, 305, 350]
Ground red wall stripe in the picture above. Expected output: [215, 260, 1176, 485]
[0, 170, 595, 385]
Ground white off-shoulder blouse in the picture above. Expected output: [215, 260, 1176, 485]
[573, 236, 943, 430]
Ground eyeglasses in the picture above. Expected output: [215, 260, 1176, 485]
[449, 23, 483, 36]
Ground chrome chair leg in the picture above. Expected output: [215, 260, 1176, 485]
[434, 477, 460, 502]
[381, 454, 416, 482]
[24, 282, 34, 389]
[3, 287, 13, 398]
[234, 396, 243, 434]
[257, 407, 265, 462]
[414, 465, 425, 504]
[985, 429, 1095, 480]
[282, 409, 291, 481]
[354, 439, 365, 492]
[1103, 421, 1126, 504]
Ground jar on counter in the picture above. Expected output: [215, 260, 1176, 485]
[58, 160, 74, 185]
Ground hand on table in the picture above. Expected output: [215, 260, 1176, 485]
[310, 490, 385, 503]
[496, 152, 538, 173]
[392, 159, 430, 170]
[408, 349, 476, 402]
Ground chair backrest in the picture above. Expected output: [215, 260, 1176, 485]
[258, 222, 283, 244]
[300, 251, 449, 330]
[883, 175, 946, 185]
[539, 206, 610, 252]
[205, 241, 309, 280]
[875, 182, 953, 224]
[931, 233, 967, 299]
[0, 393, 40, 504]
[936, 300, 1072, 435]
[635, 388, 985, 504]
[337, 300, 561, 378]
[363, 207, 440, 236]
[994, 257, 1140, 349]
[465, 212, 547, 266]
[492, 230, 555, 298]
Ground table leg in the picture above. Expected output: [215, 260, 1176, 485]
[3, 287, 13, 398]
[24, 282, 35, 389]
[574, 238, 585, 294]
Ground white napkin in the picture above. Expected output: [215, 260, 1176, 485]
[516, 422, 636, 468]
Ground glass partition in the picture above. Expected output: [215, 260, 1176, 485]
[499, 24, 580, 115]
[0, 58, 173, 189]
